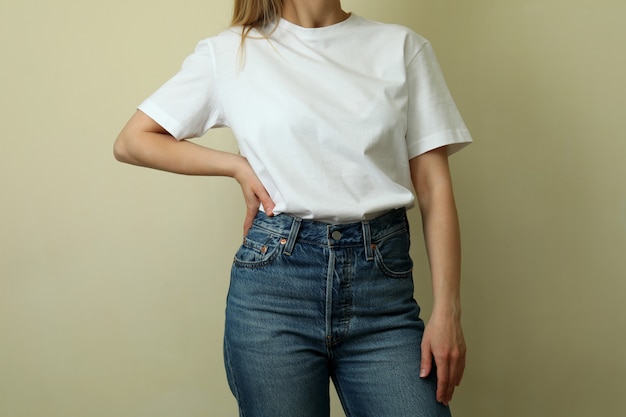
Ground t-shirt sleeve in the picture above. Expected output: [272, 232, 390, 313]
[137, 40, 224, 140]
[405, 41, 472, 158]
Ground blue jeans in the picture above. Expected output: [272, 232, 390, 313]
[224, 209, 451, 417]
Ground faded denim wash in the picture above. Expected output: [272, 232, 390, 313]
[224, 209, 451, 417]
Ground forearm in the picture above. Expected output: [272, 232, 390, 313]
[419, 185, 462, 319]
[114, 110, 244, 178]
[410, 148, 463, 318]
[115, 130, 242, 177]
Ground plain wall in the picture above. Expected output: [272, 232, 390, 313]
[1, 0, 625, 416]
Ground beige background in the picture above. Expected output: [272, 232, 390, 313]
[1, 0, 625, 416]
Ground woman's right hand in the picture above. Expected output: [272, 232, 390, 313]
[233, 156, 275, 236]
[115, 111, 275, 236]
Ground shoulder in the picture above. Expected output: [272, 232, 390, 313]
[178, 28, 243, 65]
[193, 28, 241, 49]
[350, 15, 431, 59]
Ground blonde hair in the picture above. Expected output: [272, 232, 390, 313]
[231, 0, 283, 41]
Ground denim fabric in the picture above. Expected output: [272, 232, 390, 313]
[224, 209, 451, 417]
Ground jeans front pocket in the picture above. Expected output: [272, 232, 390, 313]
[233, 227, 284, 268]
[373, 229, 413, 279]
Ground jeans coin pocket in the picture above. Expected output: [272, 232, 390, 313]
[233, 228, 283, 268]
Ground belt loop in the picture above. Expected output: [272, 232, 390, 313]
[283, 216, 302, 256]
[362, 220, 374, 261]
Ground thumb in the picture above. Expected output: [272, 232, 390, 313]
[420, 340, 433, 378]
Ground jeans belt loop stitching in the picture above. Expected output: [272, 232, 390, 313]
[362, 220, 374, 261]
[283, 216, 302, 256]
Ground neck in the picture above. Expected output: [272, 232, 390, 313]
[281, 0, 349, 28]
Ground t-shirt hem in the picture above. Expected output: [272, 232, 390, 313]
[138, 100, 186, 140]
[407, 130, 472, 159]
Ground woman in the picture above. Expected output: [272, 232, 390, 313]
[115, 0, 471, 415]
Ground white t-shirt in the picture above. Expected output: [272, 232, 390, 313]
[138, 14, 472, 223]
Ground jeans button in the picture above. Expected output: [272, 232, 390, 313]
[331, 230, 342, 240]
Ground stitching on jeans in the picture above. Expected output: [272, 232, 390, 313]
[223, 339, 246, 417]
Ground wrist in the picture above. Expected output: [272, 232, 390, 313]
[431, 300, 462, 321]
[230, 154, 250, 182]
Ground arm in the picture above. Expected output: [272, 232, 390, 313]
[410, 146, 466, 406]
[114, 110, 274, 234]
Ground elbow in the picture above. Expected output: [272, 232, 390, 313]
[113, 132, 133, 163]
[113, 137, 126, 163]
[114, 110, 162, 164]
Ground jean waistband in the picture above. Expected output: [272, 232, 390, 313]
[250, 209, 410, 259]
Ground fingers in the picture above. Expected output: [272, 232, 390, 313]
[421, 322, 466, 406]
[257, 188, 275, 217]
[234, 156, 276, 235]
[456, 352, 466, 386]
[242, 204, 258, 236]
[434, 346, 465, 406]
[420, 340, 433, 379]
[435, 356, 454, 405]
[241, 176, 275, 236]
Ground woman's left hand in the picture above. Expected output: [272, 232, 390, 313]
[420, 313, 466, 406]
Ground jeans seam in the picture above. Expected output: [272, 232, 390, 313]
[224, 339, 247, 417]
